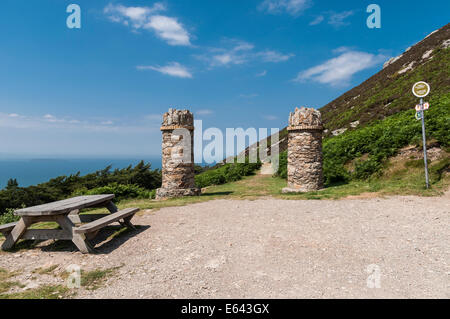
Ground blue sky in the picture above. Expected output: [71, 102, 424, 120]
[0, 0, 449, 159]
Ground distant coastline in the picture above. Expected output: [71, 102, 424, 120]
[0, 158, 162, 189]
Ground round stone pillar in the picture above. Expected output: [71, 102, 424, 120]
[282, 107, 324, 193]
[156, 108, 201, 199]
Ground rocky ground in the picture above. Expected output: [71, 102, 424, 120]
[1, 192, 449, 299]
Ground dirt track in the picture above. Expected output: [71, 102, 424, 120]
[1, 194, 449, 299]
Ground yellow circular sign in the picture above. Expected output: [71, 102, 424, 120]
[412, 81, 430, 98]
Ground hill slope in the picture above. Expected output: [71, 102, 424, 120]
[321, 23, 450, 136]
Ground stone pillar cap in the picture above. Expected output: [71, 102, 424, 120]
[161, 108, 194, 129]
[288, 106, 323, 130]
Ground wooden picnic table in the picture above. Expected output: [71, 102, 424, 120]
[0, 195, 139, 254]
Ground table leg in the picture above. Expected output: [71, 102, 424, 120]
[106, 201, 136, 229]
[122, 216, 136, 230]
[56, 215, 95, 254]
[105, 201, 118, 213]
[2, 217, 32, 250]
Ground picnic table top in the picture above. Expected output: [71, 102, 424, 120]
[14, 194, 115, 217]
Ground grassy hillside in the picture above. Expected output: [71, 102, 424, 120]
[321, 23, 450, 134]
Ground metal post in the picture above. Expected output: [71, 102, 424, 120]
[420, 98, 429, 189]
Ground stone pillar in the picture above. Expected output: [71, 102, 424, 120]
[282, 107, 324, 193]
[156, 108, 201, 199]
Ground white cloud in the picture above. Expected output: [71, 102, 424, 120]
[197, 40, 293, 68]
[259, 0, 312, 16]
[145, 15, 191, 46]
[213, 54, 234, 65]
[137, 62, 193, 78]
[203, 40, 254, 67]
[104, 3, 165, 28]
[257, 50, 294, 62]
[8, 113, 19, 118]
[256, 70, 267, 77]
[294, 48, 385, 86]
[196, 109, 213, 115]
[43, 114, 64, 123]
[328, 11, 354, 27]
[309, 15, 324, 25]
[104, 3, 191, 46]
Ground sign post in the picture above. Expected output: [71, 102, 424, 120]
[412, 81, 431, 189]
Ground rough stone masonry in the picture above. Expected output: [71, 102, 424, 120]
[282, 107, 324, 193]
[156, 108, 201, 199]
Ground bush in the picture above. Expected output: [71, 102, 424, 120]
[353, 157, 383, 180]
[73, 183, 155, 202]
[276, 151, 288, 179]
[195, 161, 261, 188]
[0, 208, 20, 225]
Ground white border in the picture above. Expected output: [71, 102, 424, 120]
[412, 81, 430, 98]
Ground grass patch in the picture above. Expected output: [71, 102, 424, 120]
[33, 265, 58, 275]
[0, 268, 23, 295]
[0, 284, 71, 299]
[59, 266, 121, 291]
[61, 266, 121, 291]
[81, 267, 119, 290]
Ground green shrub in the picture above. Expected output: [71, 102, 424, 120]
[353, 157, 383, 180]
[276, 151, 288, 179]
[0, 209, 19, 225]
[323, 159, 350, 185]
[195, 161, 261, 188]
[73, 183, 155, 202]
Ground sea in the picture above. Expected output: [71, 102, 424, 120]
[0, 158, 162, 189]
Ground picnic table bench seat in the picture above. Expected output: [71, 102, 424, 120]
[74, 207, 139, 234]
[0, 222, 18, 236]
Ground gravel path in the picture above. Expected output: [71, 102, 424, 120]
[1, 194, 449, 299]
